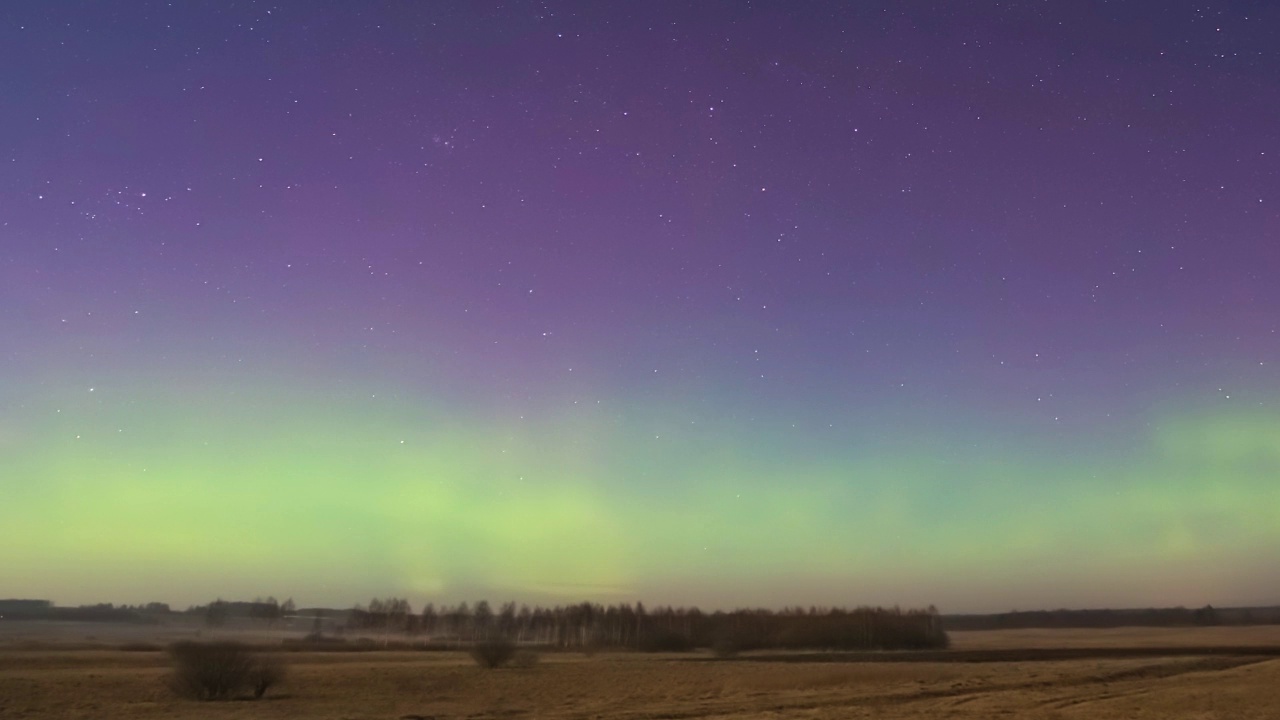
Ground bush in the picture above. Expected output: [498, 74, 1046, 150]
[638, 630, 694, 653]
[249, 654, 286, 698]
[509, 649, 540, 668]
[167, 641, 285, 701]
[710, 634, 739, 658]
[470, 637, 517, 668]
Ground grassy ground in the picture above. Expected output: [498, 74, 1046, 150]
[1, 626, 1278, 719]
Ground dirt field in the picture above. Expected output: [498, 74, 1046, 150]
[2, 626, 1278, 719]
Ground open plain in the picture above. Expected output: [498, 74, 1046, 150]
[2, 626, 1278, 720]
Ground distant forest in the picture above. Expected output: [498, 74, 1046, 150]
[0, 597, 947, 652]
[7, 597, 1279, 651]
[341, 599, 948, 652]
[942, 604, 1280, 630]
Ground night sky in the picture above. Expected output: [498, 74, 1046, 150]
[3, 1, 1278, 614]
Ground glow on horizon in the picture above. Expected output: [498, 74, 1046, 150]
[3, 364, 1277, 613]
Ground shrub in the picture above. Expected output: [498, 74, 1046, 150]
[638, 630, 694, 653]
[249, 654, 286, 698]
[168, 641, 253, 700]
[167, 641, 285, 701]
[710, 634, 739, 658]
[470, 637, 517, 668]
[509, 649, 540, 668]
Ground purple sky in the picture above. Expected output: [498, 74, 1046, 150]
[3, 1, 1278, 612]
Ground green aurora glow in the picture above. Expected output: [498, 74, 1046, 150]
[5, 366, 1277, 612]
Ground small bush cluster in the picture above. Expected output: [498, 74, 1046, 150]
[167, 640, 285, 701]
[470, 637, 518, 668]
[509, 649, 540, 668]
[639, 630, 695, 653]
[710, 634, 740, 658]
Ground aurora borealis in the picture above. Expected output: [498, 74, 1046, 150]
[2, 1, 1278, 613]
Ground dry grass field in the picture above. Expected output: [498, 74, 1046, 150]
[2, 626, 1279, 719]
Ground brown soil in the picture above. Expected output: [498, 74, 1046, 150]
[1, 626, 1278, 719]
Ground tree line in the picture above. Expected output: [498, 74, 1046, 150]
[198, 597, 296, 627]
[345, 599, 949, 652]
[0, 599, 171, 623]
[942, 604, 1280, 631]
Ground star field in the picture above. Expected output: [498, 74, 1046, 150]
[2, 1, 1278, 612]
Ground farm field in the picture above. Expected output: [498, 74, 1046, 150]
[1, 626, 1278, 719]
